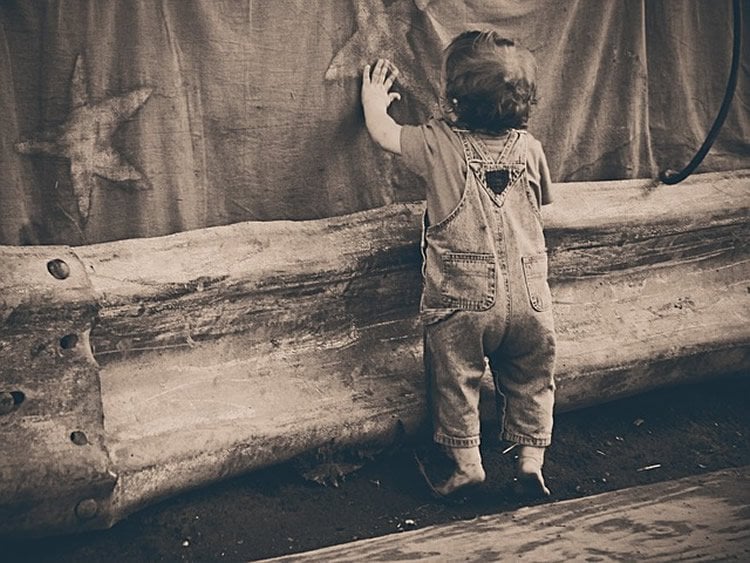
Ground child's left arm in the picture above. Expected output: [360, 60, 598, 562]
[361, 59, 402, 154]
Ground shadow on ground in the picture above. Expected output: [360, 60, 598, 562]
[3, 375, 749, 562]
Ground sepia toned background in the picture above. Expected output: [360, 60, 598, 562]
[1, 0, 748, 245]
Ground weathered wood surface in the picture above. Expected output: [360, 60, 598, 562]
[1, 169, 748, 535]
[0, 249, 115, 535]
[264, 466, 750, 562]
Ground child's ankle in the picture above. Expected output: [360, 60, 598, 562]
[516, 445, 550, 496]
[446, 445, 482, 464]
[517, 445, 546, 474]
[445, 446, 485, 479]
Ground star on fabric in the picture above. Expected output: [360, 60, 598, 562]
[16, 55, 152, 223]
[326, 0, 439, 107]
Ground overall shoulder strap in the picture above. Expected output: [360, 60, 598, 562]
[453, 128, 480, 163]
[456, 129, 520, 166]
[492, 130, 521, 165]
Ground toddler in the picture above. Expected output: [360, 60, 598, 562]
[361, 30, 556, 497]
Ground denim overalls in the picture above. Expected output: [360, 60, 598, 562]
[421, 128, 556, 448]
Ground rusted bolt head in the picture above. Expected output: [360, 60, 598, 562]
[47, 259, 71, 280]
[0, 392, 14, 415]
[70, 430, 88, 446]
[60, 334, 79, 350]
[75, 498, 98, 520]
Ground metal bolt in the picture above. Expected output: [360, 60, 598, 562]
[47, 258, 70, 280]
[60, 334, 79, 350]
[75, 498, 98, 520]
[70, 430, 88, 446]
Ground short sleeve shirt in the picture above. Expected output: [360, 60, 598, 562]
[400, 118, 552, 225]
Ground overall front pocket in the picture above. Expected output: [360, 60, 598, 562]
[521, 253, 552, 312]
[440, 252, 496, 310]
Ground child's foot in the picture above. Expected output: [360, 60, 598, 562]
[434, 446, 486, 497]
[415, 447, 485, 502]
[516, 445, 551, 497]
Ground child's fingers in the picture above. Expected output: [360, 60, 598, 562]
[362, 64, 371, 84]
[368, 58, 400, 89]
[389, 92, 401, 104]
[384, 66, 399, 89]
[373, 58, 386, 83]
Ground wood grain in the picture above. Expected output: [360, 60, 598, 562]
[1, 170, 748, 534]
[92, 170, 749, 525]
[0, 248, 115, 535]
[264, 467, 750, 562]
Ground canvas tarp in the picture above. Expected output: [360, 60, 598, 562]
[1, 0, 748, 245]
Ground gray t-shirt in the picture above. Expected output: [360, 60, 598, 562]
[401, 118, 552, 225]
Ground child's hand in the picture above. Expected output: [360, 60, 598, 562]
[361, 58, 403, 154]
[361, 59, 401, 113]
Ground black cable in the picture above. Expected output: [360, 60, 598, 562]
[659, 0, 742, 185]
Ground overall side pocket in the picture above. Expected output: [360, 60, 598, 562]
[521, 253, 552, 312]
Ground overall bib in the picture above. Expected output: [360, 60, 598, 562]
[421, 129, 556, 448]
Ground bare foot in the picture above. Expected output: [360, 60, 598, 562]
[434, 446, 486, 496]
[434, 465, 486, 496]
[517, 445, 551, 497]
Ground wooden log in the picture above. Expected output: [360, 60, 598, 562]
[0, 248, 116, 535]
[262, 466, 750, 562]
[0, 169, 748, 536]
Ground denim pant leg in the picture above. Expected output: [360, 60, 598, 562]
[489, 315, 556, 447]
[424, 311, 487, 448]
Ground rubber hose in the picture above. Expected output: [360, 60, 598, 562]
[659, 0, 742, 185]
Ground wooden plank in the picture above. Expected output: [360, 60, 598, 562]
[263, 466, 750, 562]
[1, 170, 748, 535]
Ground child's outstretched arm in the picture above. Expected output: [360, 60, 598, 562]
[361, 59, 402, 154]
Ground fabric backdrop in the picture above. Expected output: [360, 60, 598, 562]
[1, 0, 748, 245]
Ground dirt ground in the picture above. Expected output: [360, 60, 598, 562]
[3, 374, 749, 562]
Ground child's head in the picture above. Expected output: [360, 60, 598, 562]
[442, 30, 537, 135]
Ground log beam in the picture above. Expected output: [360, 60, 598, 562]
[1, 169, 748, 535]
[0, 248, 116, 534]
